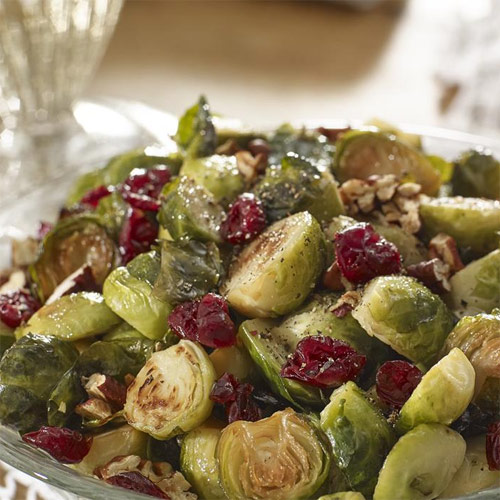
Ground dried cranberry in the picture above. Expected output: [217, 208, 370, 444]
[168, 300, 199, 341]
[119, 207, 158, 264]
[221, 194, 267, 245]
[0, 290, 40, 328]
[227, 383, 262, 423]
[22, 427, 92, 464]
[38, 221, 53, 239]
[120, 166, 171, 212]
[281, 335, 366, 389]
[80, 185, 112, 208]
[210, 372, 239, 404]
[486, 422, 500, 471]
[376, 360, 422, 410]
[106, 471, 169, 499]
[335, 223, 402, 284]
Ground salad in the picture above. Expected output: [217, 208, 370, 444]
[0, 97, 499, 500]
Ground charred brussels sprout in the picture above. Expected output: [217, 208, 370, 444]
[452, 149, 500, 200]
[217, 408, 330, 500]
[352, 276, 453, 367]
[419, 197, 500, 257]
[252, 153, 344, 224]
[30, 215, 118, 302]
[125, 340, 216, 440]
[18, 292, 121, 341]
[103, 251, 173, 340]
[158, 176, 224, 243]
[181, 421, 226, 500]
[223, 211, 326, 318]
[396, 348, 475, 434]
[373, 424, 465, 500]
[334, 131, 441, 195]
[320, 381, 396, 497]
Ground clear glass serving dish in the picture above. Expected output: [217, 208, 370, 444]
[0, 105, 499, 500]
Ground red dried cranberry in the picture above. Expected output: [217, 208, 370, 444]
[38, 221, 53, 239]
[120, 166, 171, 212]
[80, 185, 112, 208]
[168, 300, 199, 341]
[210, 372, 239, 404]
[106, 471, 169, 499]
[227, 383, 262, 423]
[486, 422, 500, 471]
[119, 207, 158, 264]
[0, 290, 40, 328]
[22, 427, 92, 464]
[281, 335, 366, 389]
[221, 194, 267, 245]
[335, 223, 402, 284]
[376, 360, 422, 410]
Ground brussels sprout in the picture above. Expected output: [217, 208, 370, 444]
[47, 368, 86, 427]
[0, 325, 14, 360]
[452, 149, 500, 200]
[0, 384, 46, 433]
[366, 118, 422, 150]
[65, 169, 106, 208]
[18, 292, 121, 341]
[125, 340, 216, 440]
[223, 211, 326, 318]
[209, 344, 257, 382]
[252, 153, 344, 224]
[73, 425, 148, 476]
[217, 408, 330, 500]
[447, 249, 500, 317]
[396, 348, 475, 434]
[181, 420, 226, 500]
[180, 154, 246, 206]
[318, 493, 366, 500]
[153, 239, 222, 305]
[103, 251, 173, 340]
[373, 424, 466, 500]
[30, 215, 118, 302]
[419, 197, 500, 257]
[320, 381, 396, 497]
[352, 276, 454, 367]
[158, 176, 224, 243]
[102, 322, 147, 342]
[439, 434, 500, 498]
[95, 190, 128, 238]
[334, 131, 441, 195]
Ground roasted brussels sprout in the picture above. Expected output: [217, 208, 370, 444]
[452, 149, 500, 200]
[209, 344, 256, 382]
[396, 348, 475, 434]
[318, 494, 366, 500]
[181, 420, 226, 500]
[217, 408, 330, 500]
[419, 197, 500, 257]
[334, 131, 441, 195]
[252, 153, 344, 224]
[0, 384, 46, 433]
[95, 190, 128, 238]
[447, 249, 500, 317]
[0, 325, 14, 360]
[320, 381, 396, 497]
[17, 292, 121, 341]
[125, 340, 216, 439]
[180, 154, 246, 206]
[366, 118, 422, 150]
[373, 424, 466, 500]
[352, 276, 453, 367]
[103, 251, 172, 340]
[158, 176, 224, 243]
[223, 211, 326, 318]
[47, 368, 86, 427]
[30, 215, 118, 302]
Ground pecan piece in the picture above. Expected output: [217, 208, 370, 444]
[428, 233, 464, 273]
[406, 258, 451, 293]
[235, 151, 267, 182]
[75, 398, 114, 420]
[215, 139, 241, 156]
[83, 373, 127, 408]
[322, 261, 344, 291]
[330, 291, 361, 318]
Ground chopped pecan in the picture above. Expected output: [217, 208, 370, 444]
[428, 233, 464, 273]
[124, 373, 136, 387]
[247, 138, 271, 159]
[330, 291, 361, 318]
[0, 270, 27, 294]
[406, 258, 451, 293]
[317, 126, 351, 142]
[215, 139, 241, 156]
[83, 373, 127, 408]
[75, 398, 114, 420]
[11, 237, 39, 268]
[235, 150, 267, 182]
[322, 261, 344, 291]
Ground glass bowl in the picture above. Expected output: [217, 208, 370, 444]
[0, 107, 499, 500]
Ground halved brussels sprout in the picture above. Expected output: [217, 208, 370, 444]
[373, 424, 466, 500]
[366, 118, 422, 150]
[252, 153, 344, 224]
[396, 348, 475, 434]
[95, 190, 128, 238]
[320, 381, 396, 497]
[0, 384, 46, 434]
[446, 249, 500, 317]
[217, 408, 330, 500]
[439, 434, 500, 498]
[30, 215, 118, 302]
[180, 154, 246, 206]
[333, 131, 441, 195]
[419, 197, 500, 257]
[209, 344, 257, 382]
[125, 340, 216, 440]
[73, 425, 148, 476]
[223, 211, 326, 318]
[352, 276, 454, 367]
[452, 149, 500, 200]
[318, 494, 366, 500]
[158, 176, 224, 243]
[181, 420, 226, 500]
[17, 292, 121, 341]
[103, 251, 173, 340]
[47, 368, 86, 427]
